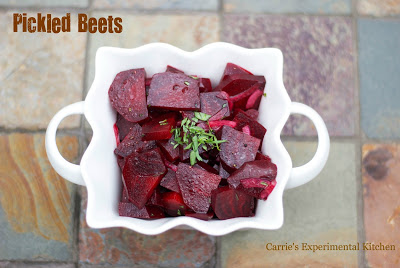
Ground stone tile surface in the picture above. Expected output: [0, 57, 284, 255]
[362, 144, 400, 267]
[85, 13, 219, 94]
[93, 0, 218, 10]
[223, 15, 355, 137]
[358, 0, 400, 16]
[79, 189, 216, 267]
[0, 12, 86, 129]
[0, 134, 78, 261]
[358, 19, 400, 139]
[220, 142, 358, 267]
[0, 263, 75, 268]
[0, 0, 88, 7]
[224, 0, 351, 14]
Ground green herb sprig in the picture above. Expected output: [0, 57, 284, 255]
[171, 112, 227, 165]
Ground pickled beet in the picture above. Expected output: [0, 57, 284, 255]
[162, 192, 189, 216]
[146, 187, 164, 207]
[227, 160, 277, 188]
[185, 211, 214, 221]
[114, 124, 156, 157]
[200, 92, 230, 121]
[194, 161, 219, 175]
[238, 178, 277, 200]
[119, 203, 165, 219]
[147, 72, 200, 111]
[166, 65, 184, 74]
[214, 74, 265, 96]
[176, 163, 221, 213]
[116, 113, 137, 141]
[220, 63, 252, 80]
[211, 186, 254, 220]
[255, 152, 272, 163]
[160, 168, 180, 193]
[108, 68, 148, 122]
[123, 148, 166, 208]
[157, 137, 179, 161]
[233, 110, 266, 146]
[199, 78, 212, 93]
[244, 109, 259, 120]
[219, 126, 260, 172]
[142, 113, 177, 141]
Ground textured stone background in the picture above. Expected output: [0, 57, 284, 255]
[0, 0, 399, 267]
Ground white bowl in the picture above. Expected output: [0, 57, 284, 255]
[45, 42, 330, 236]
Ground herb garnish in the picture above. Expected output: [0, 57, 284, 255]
[159, 119, 168, 126]
[184, 81, 190, 86]
[263, 93, 267, 97]
[170, 112, 227, 165]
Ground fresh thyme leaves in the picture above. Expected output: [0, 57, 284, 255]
[260, 181, 268, 186]
[184, 81, 190, 86]
[263, 93, 267, 97]
[171, 113, 227, 165]
[189, 75, 199, 80]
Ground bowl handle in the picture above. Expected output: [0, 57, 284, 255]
[285, 102, 330, 190]
[45, 101, 86, 186]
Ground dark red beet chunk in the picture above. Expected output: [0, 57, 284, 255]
[233, 110, 266, 145]
[146, 187, 164, 207]
[246, 89, 263, 110]
[238, 178, 277, 200]
[256, 152, 272, 163]
[221, 63, 253, 80]
[114, 124, 157, 157]
[113, 123, 120, 146]
[108, 68, 148, 122]
[119, 203, 165, 219]
[176, 163, 221, 213]
[160, 168, 180, 193]
[214, 74, 265, 96]
[142, 113, 176, 141]
[162, 192, 188, 216]
[186, 211, 214, 221]
[147, 72, 200, 111]
[116, 113, 138, 141]
[145, 78, 152, 87]
[121, 186, 130, 202]
[180, 111, 195, 120]
[244, 109, 259, 120]
[219, 126, 260, 172]
[211, 186, 254, 220]
[166, 65, 184, 74]
[200, 92, 230, 121]
[199, 78, 212, 92]
[157, 137, 179, 162]
[219, 164, 231, 179]
[123, 148, 166, 209]
[194, 161, 219, 175]
[227, 160, 277, 188]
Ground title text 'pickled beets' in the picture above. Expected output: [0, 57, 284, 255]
[109, 63, 277, 220]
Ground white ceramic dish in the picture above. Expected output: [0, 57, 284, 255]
[45, 42, 330, 236]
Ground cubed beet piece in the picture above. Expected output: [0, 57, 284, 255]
[194, 161, 219, 175]
[219, 164, 231, 179]
[214, 74, 265, 96]
[157, 137, 179, 162]
[255, 152, 272, 163]
[227, 160, 277, 188]
[160, 168, 180, 193]
[199, 78, 212, 92]
[180, 111, 195, 120]
[142, 113, 177, 141]
[116, 113, 138, 141]
[211, 186, 254, 220]
[145, 78, 152, 87]
[161, 192, 189, 216]
[200, 92, 230, 121]
[233, 110, 266, 145]
[146, 186, 164, 207]
[179, 145, 207, 162]
[114, 124, 156, 157]
[185, 211, 214, 221]
[219, 126, 260, 172]
[238, 178, 277, 200]
[119, 203, 165, 219]
[108, 68, 148, 123]
[245, 89, 263, 110]
[244, 109, 259, 120]
[166, 65, 184, 74]
[147, 72, 200, 111]
[229, 84, 258, 110]
[122, 148, 166, 209]
[176, 163, 221, 213]
[221, 63, 253, 80]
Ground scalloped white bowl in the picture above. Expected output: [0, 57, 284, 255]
[46, 42, 330, 236]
